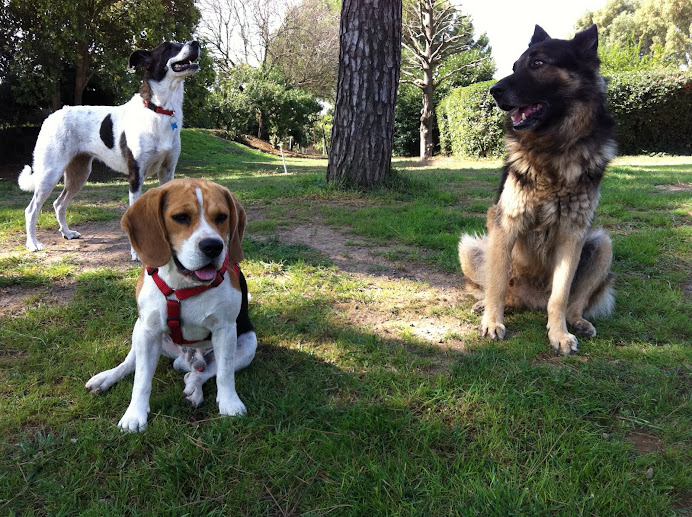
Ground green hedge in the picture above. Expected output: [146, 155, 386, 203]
[437, 80, 505, 158]
[438, 70, 692, 158]
[608, 70, 692, 155]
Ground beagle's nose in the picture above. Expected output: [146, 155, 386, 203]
[199, 238, 223, 259]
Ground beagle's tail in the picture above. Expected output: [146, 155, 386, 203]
[18, 165, 35, 192]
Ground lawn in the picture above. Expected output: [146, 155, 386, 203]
[1, 129, 691, 515]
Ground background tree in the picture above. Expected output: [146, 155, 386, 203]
[401, 0, 491, 160]
[267, 0, 340, 99]
[196, 0, 292, 72]
[4, 0, 200, 114]
[576, 0, 692, 67]
[212, 64, 322, 144]
[326, 0, 402, 188]
[394, 33, 493, 156]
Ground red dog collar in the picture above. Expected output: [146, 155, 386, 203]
[142, 97, 175, 116]
[145, 254, 241, 345]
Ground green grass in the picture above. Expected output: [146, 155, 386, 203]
[1, 129, 691, 515]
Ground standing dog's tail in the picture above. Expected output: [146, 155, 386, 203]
[18, 166, 35, 192]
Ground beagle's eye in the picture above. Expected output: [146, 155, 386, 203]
[171, 213, 191, 225]
[215, 213, 228, 225]
[531, 59, 544, 68]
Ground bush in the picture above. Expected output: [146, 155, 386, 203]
[437, 80, 504, 158]
[607, 70, 692, 155]
[438, 70, 692, 158]
[211, 65, 322, 146]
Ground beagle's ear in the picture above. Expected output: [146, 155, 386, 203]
[121, 186, 171, 267]
[223, 189, 246, 264]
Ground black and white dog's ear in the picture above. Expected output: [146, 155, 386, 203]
[129, 49, 152, 69]
[529, 25, 551, 47]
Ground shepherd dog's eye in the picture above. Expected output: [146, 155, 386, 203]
[532, 59, 544, 68]
[172, 213, 191, 224]
[215, 213, 228, 224]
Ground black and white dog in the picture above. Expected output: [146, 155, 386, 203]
[18, 41, 199, 259]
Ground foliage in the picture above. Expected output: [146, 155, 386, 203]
[438, 69, 692, 158]
[437, 80, 504, 158]
[267, 0, 340, 100]
[607, 69, 692, 155]
[1, 0, 199, 124]
[393, 82, 423, 157]
[398, 0, 494, 158]
[212, 65, 322, 145]
[576, 0, 692, 67]
[394, 45, 494, 157]
[599, 37, 680, 74]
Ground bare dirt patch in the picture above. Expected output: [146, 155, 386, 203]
[4, 217, 134, 273]
[271, 216, 472, 347]
[654, 183, 692, 193]
[625, 431, 663, 454]
[0, 282, 77, 318]
[684, 280, 692, 301]
[277, 221, 462, 291]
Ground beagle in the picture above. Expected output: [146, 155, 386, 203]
[85, 178, 257, 432]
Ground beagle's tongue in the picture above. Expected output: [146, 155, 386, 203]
[194, 266, 217, 281]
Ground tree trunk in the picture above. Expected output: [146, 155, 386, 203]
[419, 80, 434, 160]
[74, 41, 91, 105]
[418, 2, 435, 160]
[326, 0, 402, 189]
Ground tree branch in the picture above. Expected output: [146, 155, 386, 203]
[433, 56, 491, 88]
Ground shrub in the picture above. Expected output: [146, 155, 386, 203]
[436, 80, 504, 158]
[607, 70, 692, 155]
[438, 70, 692, 158]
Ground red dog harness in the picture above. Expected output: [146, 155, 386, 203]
[145, 254, 241, 345]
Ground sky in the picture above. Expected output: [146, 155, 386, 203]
[460, 0, 609, 78]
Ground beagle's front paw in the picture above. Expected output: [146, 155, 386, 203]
[85, 369, 117, 393]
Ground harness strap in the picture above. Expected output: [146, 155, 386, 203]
[145, 253, 238, 345]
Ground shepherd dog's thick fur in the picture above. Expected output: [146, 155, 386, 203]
[458, 25, 616, 354]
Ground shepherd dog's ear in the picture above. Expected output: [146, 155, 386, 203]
[129, 49, 152, 69]
[121, 186, 171, 267]
[223, 189, 246, 264]
[529, 25, 551, 47]
[573, 24, 599, 57]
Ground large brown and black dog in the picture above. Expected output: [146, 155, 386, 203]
[459, 24, 616, 354]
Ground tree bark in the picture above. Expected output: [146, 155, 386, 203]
[74, 41, 91, 105]
[326, 0, 402, 189]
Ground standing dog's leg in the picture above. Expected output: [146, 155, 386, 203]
[53, 154, 93, 240]
[23, 163, 69, 251]
[117, 321, 162, 432]
[123, 146, 148, 261]
[213, 323, 246, 417]
[157, 151, 177, 186]
[547, 235, 584, 354]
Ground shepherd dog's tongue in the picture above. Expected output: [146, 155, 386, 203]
[194, 266, 217, 281]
